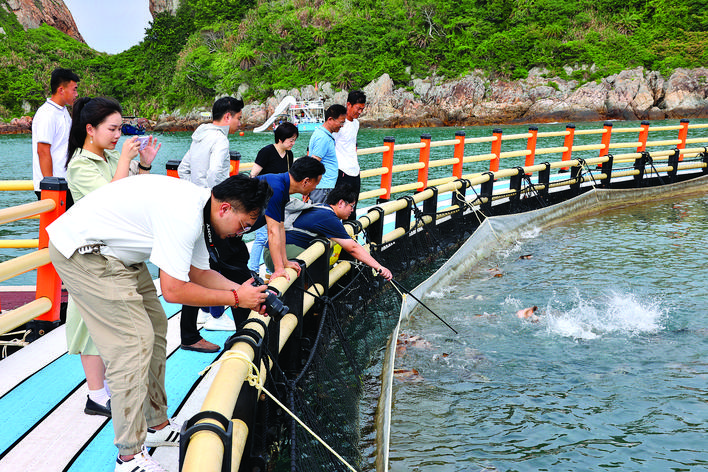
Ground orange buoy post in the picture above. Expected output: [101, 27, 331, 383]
[637, 120, 650, 152]
[560, 124, 575, 172]
[166, 159, 180, 178]
[379, 137, 395, 202]
[35, 177, 68, 322]
[490, 129, 502, 172]
[452, 131, 465, 179]
[525, 126, 538, 175]
[677, 119, 689, 161]
[229, 151, 241, 176]
[417, 134, 431, 191]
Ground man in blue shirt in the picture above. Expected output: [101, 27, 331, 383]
[307, 104, 347, 203]
[256, 156, 324, 281]
[264, 184, 393, 281]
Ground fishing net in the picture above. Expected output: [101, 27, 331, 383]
[241, 199, 474, 472]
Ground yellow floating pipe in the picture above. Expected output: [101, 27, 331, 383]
[182, 316, 267, 472]
[677, 162, 707, 170]
[391, 162, 425, 173]
[0, 249, 50, 284]
[358, 188, 387, 201]
[392, 142, 425, 151]
[612, 127, 645, 133]
[230, 420, 250, 472]
[357, 145, 389, 156]
[607, 141, 642, 149]
[571, 144, 606, 152]
[463, 136, 496, 144]
[574, 128, 608, 135]
[360, 166, 388, 178]
[538, 130, 572, 138]
[462, 153, 495, 163]
[611, 169, 641, 178]
[426, 176, 457, 187]
[0, 180, 34, 191]
[427, 157, 460, 168]
[0, 297, 52, 335]
[429, 139, 461, 148]
[0, 239, 39, 249]
[535, 146, 568, 155]
[501, 132, 533, 141]
[390, 182, 424, 195]
[649, 125, 683, 131]
[684, 138, 708, 144]
[499, 149, 532, 159]
[0, 199, 55, 225]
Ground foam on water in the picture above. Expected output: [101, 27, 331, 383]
[541, 290, 667, 340]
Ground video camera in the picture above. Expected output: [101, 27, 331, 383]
[251, 272, 289, 321]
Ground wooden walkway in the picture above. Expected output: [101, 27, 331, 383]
[0, 296, 230, 472]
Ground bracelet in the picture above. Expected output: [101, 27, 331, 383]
[231, 288, 239, 307]
[138, 162, 152, 171]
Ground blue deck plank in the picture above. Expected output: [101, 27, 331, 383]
[67, 329, 232, 472]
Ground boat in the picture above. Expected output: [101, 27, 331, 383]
[121, 117, 146, 135]
[253, 95, 325, 133]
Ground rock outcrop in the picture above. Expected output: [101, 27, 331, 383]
[149, 0, 180, 16]
[235, 67, 708, 130]
[7, 67, 708, 134]
[5, 0, 83, 42]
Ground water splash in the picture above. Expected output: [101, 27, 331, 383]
[543, 291, 667, 339]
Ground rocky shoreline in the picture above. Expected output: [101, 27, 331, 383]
[5, 67, 708, 135]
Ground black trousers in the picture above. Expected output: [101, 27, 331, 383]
[336, 170, 361, 222]
[180, 236, 252, 345]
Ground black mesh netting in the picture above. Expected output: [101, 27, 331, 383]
[254, 204, 479, 472]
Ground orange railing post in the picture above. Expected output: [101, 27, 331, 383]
[561, 124, 575, 172]
[417, 134, 431, 191]
[379, 137, 395, 202]
[452, 131, 465, 179]
[230, 151, 241, 176]
[637, 120, 650, 152]
[490, 128, 502, 172]
[599, 121, 613, 163]
[525, 126, 538, 175]
[677, 118, 689, 161]
[35, 177, 68, 322]
[166, 159, 180, 178]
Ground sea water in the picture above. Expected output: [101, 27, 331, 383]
[386, 194, 708, 471]
[3, 120, 708, 469]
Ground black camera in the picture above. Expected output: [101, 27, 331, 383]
[251, 272, 289, 321]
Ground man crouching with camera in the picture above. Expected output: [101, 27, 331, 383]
[47, 173, 272, 472]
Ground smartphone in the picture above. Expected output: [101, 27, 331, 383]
[135, 135, 150, 150]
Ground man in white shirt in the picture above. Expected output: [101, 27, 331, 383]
[334, 91, 366, 221]
[177, 96, 248, 338]
[47, 174, 272, 472]
[178, 96, 243, 187]
[32, 68, 80, 202]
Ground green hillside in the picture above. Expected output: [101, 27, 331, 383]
[1, 0, 707, 120]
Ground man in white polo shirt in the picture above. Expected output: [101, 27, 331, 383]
[334, 90, 366, 221]
[32, 68, 80, 203]
[47, 174, 272, 472]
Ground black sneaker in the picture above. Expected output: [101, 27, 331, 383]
[84, 395, 111, 418]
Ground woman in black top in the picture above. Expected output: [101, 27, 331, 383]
[248, 122, 299, 273]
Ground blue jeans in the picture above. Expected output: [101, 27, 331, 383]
[247, 225, 269, 273]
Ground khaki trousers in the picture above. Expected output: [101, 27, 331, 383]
[49, 242, 168, 455]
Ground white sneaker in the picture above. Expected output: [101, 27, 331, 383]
[197, 309, 209, 325]
[115, 445, 166, 472]
[204, 314, 236, 331]
[145, 419, 181, 447]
